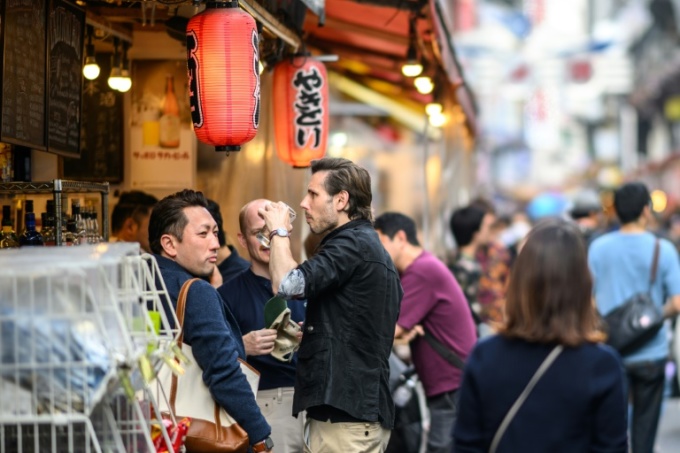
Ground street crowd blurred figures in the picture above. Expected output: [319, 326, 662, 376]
[470, 200, 512, 327]
[448, 204, 497, 337]
[260, 157, 402, 453]
[206, 199, 250, 288]
[588, 182, 680, 453]
[569, 189, 606, 248]
[218, 199, 306, 453]
[110, 190, 158, 253]
[375, 212, 477, 453]
[454, 219, 628, 452]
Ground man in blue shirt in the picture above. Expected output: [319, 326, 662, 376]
[589, 182, 680, 453]
[218, 198, 306, 453]
[148, 189, 273, 452]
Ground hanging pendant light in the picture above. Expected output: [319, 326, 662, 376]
[107, 38, 124, 90]
[83, 26, 100, 80]
[186, 1, 260, 153]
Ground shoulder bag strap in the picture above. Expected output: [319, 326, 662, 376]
[422, 330, 466, 370]
[169, 278, 200, 413]
[648, 239, 660, 293]
[489, 345, 564, 453]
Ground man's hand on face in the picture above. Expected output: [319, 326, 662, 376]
[258, 202, 294, 235]
[243, 328, 278, 356]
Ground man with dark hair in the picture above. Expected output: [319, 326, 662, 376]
[206, 199, 250, 286]
[448, 205, 495, 335]
[260, 157, 402, 452]
[375, 212, 476, 453]
[589, 181, 680, 453]
[218, 198, 306, 453]
[148, 189, 274, 453]
[110, 190, 158, 253]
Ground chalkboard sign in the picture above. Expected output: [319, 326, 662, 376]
[63, 53, 123, 182]
[47, 0, 84, 157]
[1, 0, 47, 150]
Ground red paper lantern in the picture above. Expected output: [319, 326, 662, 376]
[186, 1, 260, 153]
[273, 56, 328, 168]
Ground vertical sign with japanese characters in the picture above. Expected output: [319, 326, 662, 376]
[273, 57, 328, 167]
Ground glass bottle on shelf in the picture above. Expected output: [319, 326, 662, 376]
[159, 74, 181, 148]
[64, 215, 77, 246]
[71, 201, 87, 245]
[19, 200, 44, 247]
[91, 209, 103, 243]
[0, 205, 19, 249]
[42, 200, 56, 246]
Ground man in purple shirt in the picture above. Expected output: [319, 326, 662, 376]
[375, 212, 477, 453]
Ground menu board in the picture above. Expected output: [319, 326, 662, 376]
[46, 0, 84, 157]
[63, 53, 123, 183]
[1, 0, 47, 150]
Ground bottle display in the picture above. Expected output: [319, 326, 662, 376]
[42, 200, 56, 246]
[0, 205, 19, 249]
[71, 201, 87, 245]
[19, 200, 44, 247]
[159, 75, 181, 148]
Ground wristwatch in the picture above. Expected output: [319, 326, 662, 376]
[252, 436, 274, 452]
[269, 227, 290, 241]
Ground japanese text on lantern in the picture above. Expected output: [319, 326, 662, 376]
[292, 67, 324, 148]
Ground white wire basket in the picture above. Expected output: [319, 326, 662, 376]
[0, 244, 181, 453]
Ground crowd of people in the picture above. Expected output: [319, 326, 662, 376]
[110, 158, 680, 453]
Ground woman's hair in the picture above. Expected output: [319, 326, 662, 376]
[499, 218, 605, 346]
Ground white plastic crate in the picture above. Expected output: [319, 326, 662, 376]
[0, 244, 181, 453]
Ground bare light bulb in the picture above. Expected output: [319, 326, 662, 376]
[426, 102, 443, 116]
[83, 56, 100, 80]
[414, 75, 434, 94]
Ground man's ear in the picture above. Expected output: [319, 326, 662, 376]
[160, 234, 178, 258]
[395, 229, 408, 244]
[120, 217, 137, 241]
[335, 190, 349, 212]
[237, 232, 247, 249]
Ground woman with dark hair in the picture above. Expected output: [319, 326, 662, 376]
[453, 219, 628, 452]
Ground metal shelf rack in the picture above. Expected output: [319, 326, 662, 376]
[0, 180, 110, 245]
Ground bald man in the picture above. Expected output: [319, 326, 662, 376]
[218, 199, 306, 453]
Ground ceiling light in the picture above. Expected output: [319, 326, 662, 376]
[117, 69, 132, 92]
[108, 67, 123, 90]
[108, 38, 123, 90]
[116, 42, 132, 93]
[401, 17, 422, 77]
[402, 46, 422, 77]
[426, 101, 443, 116]
[82, 26, 100, 80]
[414, 75, 433, 94]
[429, 111, 447, 128]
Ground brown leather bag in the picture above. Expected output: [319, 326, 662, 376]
[156, 278, 260, 453]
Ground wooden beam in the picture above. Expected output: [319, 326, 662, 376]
[306, 15, 409, 47]
[239, 0, 301, 51]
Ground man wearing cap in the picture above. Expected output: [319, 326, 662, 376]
[260, 157, 402, 453]
[218, 198, 306, 453]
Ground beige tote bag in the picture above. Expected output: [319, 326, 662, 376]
[155, 278, 260, 453]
